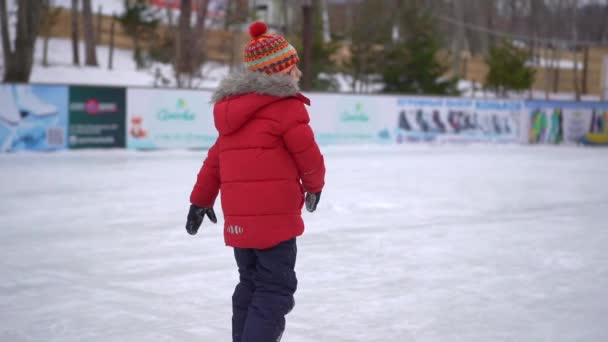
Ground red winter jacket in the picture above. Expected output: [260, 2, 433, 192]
[190, 72, 325, 249]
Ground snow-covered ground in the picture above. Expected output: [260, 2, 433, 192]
[26, 38, 230, 89]
[1, 145, 607, 341]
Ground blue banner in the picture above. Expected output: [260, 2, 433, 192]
[0, 84, 68, 152]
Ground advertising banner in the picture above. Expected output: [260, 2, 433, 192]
[526, 100, 608, 145]
[69, 86, 126, 149]
[604, 56, 608, 101]
[0, 84, 68, 152]
[391, 97, 521, 144]
[127, 88, 216, 149]
[394, 97, 445, 143]
[472, 99, 522, 143]
[307, 93, 396, 145]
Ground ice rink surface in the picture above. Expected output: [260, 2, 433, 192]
[1, 145, 607, 341]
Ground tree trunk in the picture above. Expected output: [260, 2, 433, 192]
[224, 0, 233, 31]
[509, 0, 518, 33]
[282, 0, 289, 35]
[302, 0, 313, 91]
[582, 45, 589, 95]
[193, 0, 209, 74]
[166, 0, 174, 27]
[486, 1, 495, 49]
[109, 14, 115, 70]
[71, 0, 80, 65]
[176, 0, 193, 87]
[96, 5, 102, 44]
[0, 0, 12, 70]
[572, 4, 580, 101]
[321, 0, 330, 43]
[133, 32, 142, 69]
[544, 46, 552, 100]
[553, 48, 560, 93]
[43, 35, 50, 67]
[82, 0, 98, 66]
[2, 0, 44, 82]
[451, 0, 466, 78]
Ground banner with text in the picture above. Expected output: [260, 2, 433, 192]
[0, 84, 68, 152]
[525, 100, 608, 145]
[127, 88, 217, 149]
[307, 94, 396, 145]
[69, 86, 126, 148]
[389, 97, 521, 144]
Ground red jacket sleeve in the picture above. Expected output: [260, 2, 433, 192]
[190, 141, 220, 207]
[282, 100, 325, 194]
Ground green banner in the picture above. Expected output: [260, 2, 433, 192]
[69, 86, 126, 148]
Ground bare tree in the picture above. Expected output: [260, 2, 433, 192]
[571, 1, 580, 101]
[1, 0, 45, 82]
[192, 0, 209, 79]
[109, 14, 116, 70]
[41, 5, 62, 67]
[71, 0, 80, 65]
[451, 0, 467, 77]
[302, 0, 313, 91]
[175, 0, 193, 87]
[82, 0, 98, 66]
[96, 5, 102, 44]
[166, 0, 174, 27]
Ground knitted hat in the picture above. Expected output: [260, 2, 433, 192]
[244, 22, 300, 74]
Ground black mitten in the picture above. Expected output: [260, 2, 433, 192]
[186, 204, 217, 235]
[305, 192, 321, 213]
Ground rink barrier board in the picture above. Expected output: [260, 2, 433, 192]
[2, 83, 608, 152]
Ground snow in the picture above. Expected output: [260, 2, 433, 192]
[1, 145, 608, 341]
[23, 38, 230, 89]
[1, 32, 597, 100]
[457, 80, 601, 101]
[51, 0, 125, 16]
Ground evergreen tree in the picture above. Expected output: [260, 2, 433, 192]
[382, 6, 457, 95]
[118, 0, 160, 69]
[485, 40, 535, 97]
[310, 0, 339, 91]
[342, 0, 391, 92]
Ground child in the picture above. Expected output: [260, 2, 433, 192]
[185, 22, 326, 342]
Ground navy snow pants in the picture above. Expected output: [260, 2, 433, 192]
[232, 238, 298, 342]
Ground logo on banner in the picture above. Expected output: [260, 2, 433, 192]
[340, 103, 369, 122]
[157, 98, 196, 121]
[130, 116, 148, 139]
[70, 99, 118, 115]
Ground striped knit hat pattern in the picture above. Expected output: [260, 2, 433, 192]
[244, 22, 300, 74]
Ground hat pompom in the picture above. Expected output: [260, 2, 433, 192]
[249, 21, 268, 39]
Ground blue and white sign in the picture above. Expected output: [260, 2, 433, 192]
[0, 84, 68, 152]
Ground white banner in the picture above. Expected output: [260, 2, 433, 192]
[127, 88, 217, 149]
[307, 93, 397, 145]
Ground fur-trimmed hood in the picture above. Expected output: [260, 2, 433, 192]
[211, 71, 300, 103]
[212, 71, 308, 135]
